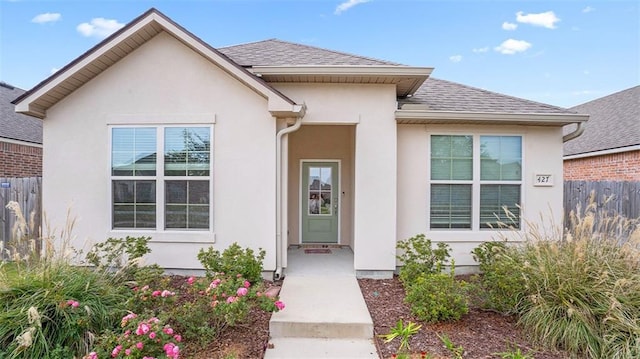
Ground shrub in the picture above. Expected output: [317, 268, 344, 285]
[0, 263, 129, 358]
[88, 314, 182, 359]
[471, 241, 526, 314]
[396, 234, 451, 284]
[404, 266, 468, 323]
[473, 199, 640, 358]
[167, 273, 283, 345]
[197, 243, 266, 283]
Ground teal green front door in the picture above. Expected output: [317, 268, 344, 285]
[301, 161, 339, 243]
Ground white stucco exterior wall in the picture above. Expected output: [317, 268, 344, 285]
[274, 84, 398, 275]
[397, 123, 564, 270]
[42, 32, 278, 270]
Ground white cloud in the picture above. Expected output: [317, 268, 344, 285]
[583, 70, 590, 75]
[77, 18, 124, 38]
[335, 0, 370, 15]
[494, 39, 532, 55]
[582, 6, 594, 13]
[449, 55, 462, 63]
[31, 13, 61, 24]
[502, 22, 517, 31]
[516, 11, 560, 29]
[472, 47, 489, 53]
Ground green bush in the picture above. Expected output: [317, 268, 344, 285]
[197, 243, 266, 283]
[473, 200, 640, 358]
[396, 234, 450, 284]
[0, 263, 129, 359]
[404, 266, 468, 323]
[471, 241, 526, 314]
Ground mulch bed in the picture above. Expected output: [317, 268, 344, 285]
[167, 275, 568, 358]
[358, 276, 567, 359]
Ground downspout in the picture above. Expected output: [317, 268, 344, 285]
[275, 116, 302, 280]
[563, 121, 586, 143]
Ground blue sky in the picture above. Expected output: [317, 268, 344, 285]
[0, 0, 638, 108]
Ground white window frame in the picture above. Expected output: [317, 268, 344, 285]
[109, 125, 214, 233]
[428, 132, 524, 231]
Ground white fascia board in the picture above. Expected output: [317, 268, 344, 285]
[14, 17, 156, 115]
[563, 145, 640, 160]
[395, 110, 590, 125]
[250, 65, 434, 78]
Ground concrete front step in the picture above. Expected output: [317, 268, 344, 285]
[263, 338, 379, 359]
[269, 276, 373, 339]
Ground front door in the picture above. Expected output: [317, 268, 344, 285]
[301, 161, 339, 243]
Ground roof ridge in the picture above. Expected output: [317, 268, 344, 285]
[570, 85, 639, 109]
[429, 77, 573, 113]
[271, 38, 405, 66]
[221, 38, 405, 66]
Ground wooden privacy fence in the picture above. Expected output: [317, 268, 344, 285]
[0, 177, 42, 259]
[564, 180, 640, 221]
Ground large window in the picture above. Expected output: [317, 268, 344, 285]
[430, 134, 522, 230]
[111, 126, 212, 230]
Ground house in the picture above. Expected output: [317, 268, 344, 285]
[0, 82, 43, 177]
[13, 9, 588, 278]
[563, 86, 640, 219]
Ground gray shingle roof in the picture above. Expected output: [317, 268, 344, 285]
[0, 82, 42, 144]
[400, 78, 574, 114]
[218, 39, 403, 66]
[564, 86, 640, 156]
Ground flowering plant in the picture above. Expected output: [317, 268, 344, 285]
[86, 313, 182, 359]
[127, 284, 176, 316]
[168, 273, 284, 344]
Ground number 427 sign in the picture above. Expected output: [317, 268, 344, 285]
[534, 174, 553, 186]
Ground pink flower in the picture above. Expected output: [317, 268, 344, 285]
[226, 296, 237, 304]
[164, 343, 180, 358]
[174, 334, 182, 342]
[136, 323, 150, 335]
[124, 348, 131, 356]
[161, 290, 174, 297]
[256, 291, 262, 297]
[136, 342, 144, 349]
[163, 327, 174, 335]
[244, 280, 251, 288]
[88, 352, 98, 359]
[111, 345, 122, 358]
[149, 332, 156, 339]
[211, 300, 219, 308]
[141, 285, 150, 291]
[151, 290, 161, 297]
[275, 300, 285, 311]
[187, 276, 195, 285]
[236, 287, 248, 297]
[149, 317, 160, 324]
[66, 300, 79, 308]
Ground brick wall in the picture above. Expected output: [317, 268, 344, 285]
[0, 140, 42, 177]
[564, 150, 640, 181]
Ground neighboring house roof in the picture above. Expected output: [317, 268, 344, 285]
[564, 86, 640, 157]
[0, 82, 42, 144]
[218, 39, 402, 67]
[400, 77, 573, 114]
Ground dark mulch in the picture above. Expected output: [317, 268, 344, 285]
[358, 276, 567, 359]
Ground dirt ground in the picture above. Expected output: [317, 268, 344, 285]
[177, 275, 567, 358]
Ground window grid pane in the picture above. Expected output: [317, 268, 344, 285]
[430, 184, 472, 229]
[480, 184, 521, 229]
[165, 180, 210, 229]
[112, 180, 156, 229]
[112, 128, 157, 176]
[431, 135, 473, 180]
[165, 127, 211, 177]
[480, 136, 522, 181]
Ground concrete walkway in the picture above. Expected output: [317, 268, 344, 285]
[264, 247, 379, 358]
